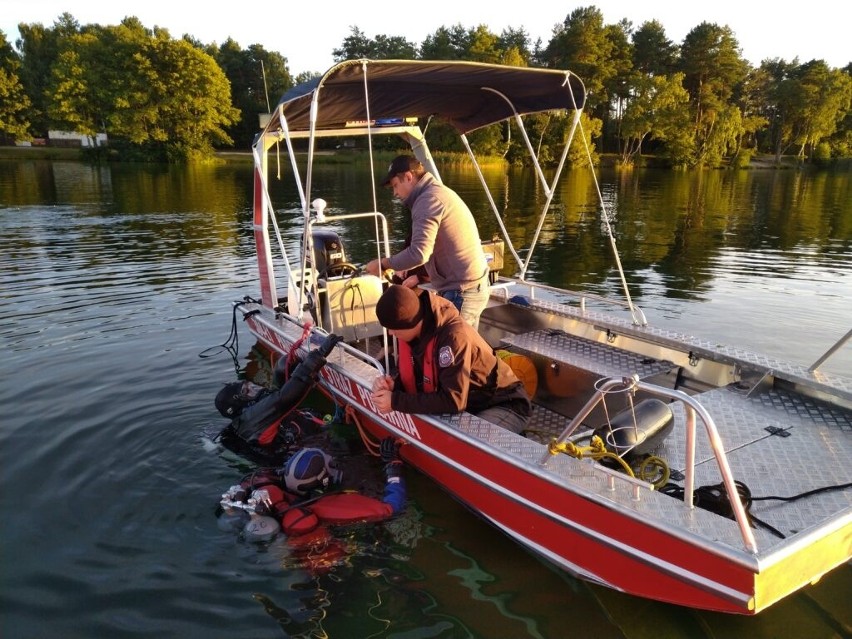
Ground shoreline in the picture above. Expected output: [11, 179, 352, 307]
[0, 145, 833, 170]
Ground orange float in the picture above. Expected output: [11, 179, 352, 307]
[496, 350, 538, 399]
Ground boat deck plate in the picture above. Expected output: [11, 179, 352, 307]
[501, 329, 675, 380]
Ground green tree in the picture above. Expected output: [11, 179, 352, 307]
[466, 25, 501, 63]
[677, 22, 749, 166]
[500, 47, 527, 67]
[632, 20, 678, 76]
[542, 6, 615, 111]
[419, 23, 530, 65]
[497, 27, 533, 66]
[603, 19, 634, 153]
[420, 25, 532, 159]
[15, 14, 80, 137]
[619, 73, 691, 165]
[790, 60, 851, 160]
[731, 65, 770, 159]
[216, 39, 293, 148]
[420, 24, 469, 60]
[145, 35, 240, 159]
[47, 32, 102, 141]
[47, 19, 152, 145]
[541, 7, 632, 153]
[568, 111, 601, 167]
[0, 30, 31, 140]
[754, 58, 798, 159]
[762, 59, 851, 162]
[502, 110, 599, 168]
[46, 18, 238, 160]
[332, 27, 417, 62]
[826, 63, 852, 157]
[294, 70, 320, 85]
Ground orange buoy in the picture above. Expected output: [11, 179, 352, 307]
[496, 350, 538, 399]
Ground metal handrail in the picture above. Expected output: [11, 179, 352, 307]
[273, 308, 387, 376]
[808, 327, 852, 372]
[540, 375, 758, 553]
[493, 277, 648, 325]
[306, 210, 392, 373]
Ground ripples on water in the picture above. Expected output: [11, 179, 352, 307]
[2, 203, 590, 638]
[2, 204, 265, 637]
[1, 161, 850, 638]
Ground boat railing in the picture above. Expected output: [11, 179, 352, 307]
[274, 303, 389, 377]
[492, 277, 648, 326]
[331, 337, 387, 376]
[808, 326, 852, 373]
[301, 209, 392, 372]
[540, 374, 758, 553]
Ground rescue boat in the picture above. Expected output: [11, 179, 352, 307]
[233, 59, 851, 614]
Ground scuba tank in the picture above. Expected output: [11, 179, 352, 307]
[217, 484, 251, 532]
[218, 473, 294, 541]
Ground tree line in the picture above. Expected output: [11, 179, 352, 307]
[1, 8, 849, 166]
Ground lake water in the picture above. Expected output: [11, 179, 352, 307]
[1, 157, 850, 638]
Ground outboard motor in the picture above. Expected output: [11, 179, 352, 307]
[288, 229, 349, 320]
[292, 228, 383, 342]
[593, 398, 674, 460]
[308, 229, 348, 278]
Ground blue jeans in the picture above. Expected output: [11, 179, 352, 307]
[440, 280, 489, 329]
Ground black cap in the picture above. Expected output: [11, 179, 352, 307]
[375, 285, 424, 329]
[380, 155, 422, 186]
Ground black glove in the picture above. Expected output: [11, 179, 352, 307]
[380, 437, 400, 463]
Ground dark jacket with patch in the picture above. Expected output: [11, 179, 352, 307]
[391, 290, 530, 417]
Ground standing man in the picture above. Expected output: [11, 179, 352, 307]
[364, 155, 490, 328]
[370, 285, 531, 434]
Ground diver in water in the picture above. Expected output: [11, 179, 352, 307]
[214, 333, 343, 463]
[218, 437, 406, 544]
[213, 331, 407, 570]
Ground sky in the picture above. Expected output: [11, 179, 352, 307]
[4, 1, 849, 76]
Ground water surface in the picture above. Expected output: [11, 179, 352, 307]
[1, 157, 850, 638]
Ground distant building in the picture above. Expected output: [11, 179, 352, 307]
[47, 131, 109, 147]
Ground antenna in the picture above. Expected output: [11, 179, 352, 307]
[260, 60, 271, 113]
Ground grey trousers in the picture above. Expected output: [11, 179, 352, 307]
[475, 406, 529, 434]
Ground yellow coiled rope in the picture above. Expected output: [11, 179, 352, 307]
[637, 455, 670, 488]
[548, 435, 635, 477]
[548, 436, 671, 489]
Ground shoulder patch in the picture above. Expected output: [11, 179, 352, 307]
[437, 345, 455, 368]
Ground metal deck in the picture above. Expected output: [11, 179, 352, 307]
[501, 329, 676, 380]
[518, 296, 852, 401]
[500, 327, 852, 545]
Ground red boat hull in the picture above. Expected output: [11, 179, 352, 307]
[244, 312, 761, 613]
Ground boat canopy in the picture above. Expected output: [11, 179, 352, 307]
[268, 59, 586, 135]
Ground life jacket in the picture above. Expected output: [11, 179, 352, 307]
[398, 336, 437, 393]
